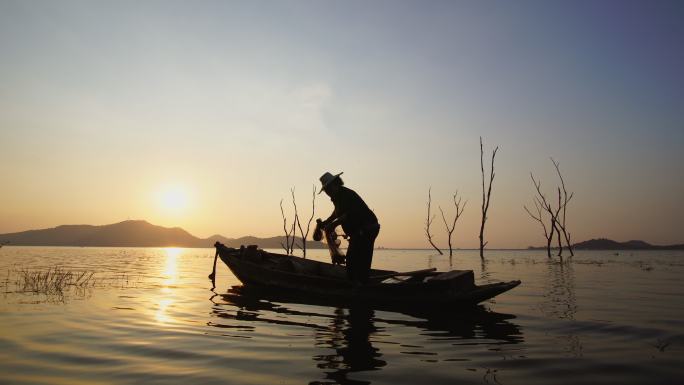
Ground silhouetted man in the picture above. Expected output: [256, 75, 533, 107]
[317, 172, 380, 284]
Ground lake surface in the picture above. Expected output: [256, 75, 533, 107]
[1, 246, 682, 385]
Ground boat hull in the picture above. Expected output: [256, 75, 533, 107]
[215, 243, 521, 308]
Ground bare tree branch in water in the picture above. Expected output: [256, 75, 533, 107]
[553, 187, 564, 259]
[279, 198, 295, 255]
[425, 187, 443, 255]
[528, 174, 559, 258]
[528, 173, 568, 261]
[293, 186, 316, 258]
[439, 191, 467, 257]
[479, 137, 499, 261]
[524, 195, 554, 258]
[290, 188, 301, 255]
[552, 158, 575, 257]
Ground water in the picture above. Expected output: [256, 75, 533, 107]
[1, 247, 682, 385]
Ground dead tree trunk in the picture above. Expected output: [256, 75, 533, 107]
[293, 186, 316, 258]
[425, 187, 443, 255]
[554, 188, 564, 259]
[479, 137, 499, 260]
[290, 188, 302, 255]
[524, 197, 554, 258]
[289, 220, 297, 254]
[439, 192, 467, 257]
[529, 174, 567, 261]
[279, 198, 295, 255]
[552, 158, 574, 257]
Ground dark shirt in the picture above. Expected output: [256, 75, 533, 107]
[330, 186, 378, 236]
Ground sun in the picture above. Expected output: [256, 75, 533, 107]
[158, 186, 189, 212]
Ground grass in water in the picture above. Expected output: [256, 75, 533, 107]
[16, 267, 95, 295]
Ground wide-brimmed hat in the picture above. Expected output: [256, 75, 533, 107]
[319, 171, 343, 194]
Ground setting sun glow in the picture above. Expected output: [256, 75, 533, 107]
[158, 186, 189, 213]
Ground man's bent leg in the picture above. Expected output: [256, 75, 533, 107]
[357, 229, 379, 284]
[346, 238, 359, 281]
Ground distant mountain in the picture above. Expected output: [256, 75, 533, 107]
[0, 220, 326, 249]
[204, 234, 326, 250]
[571, 238, 684, 250]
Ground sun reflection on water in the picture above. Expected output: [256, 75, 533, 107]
[162, 247, 181, 287]
[155, 247, 182, 324]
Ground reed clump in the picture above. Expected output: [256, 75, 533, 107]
[16, 267, 95, 295]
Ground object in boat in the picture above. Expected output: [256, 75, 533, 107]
[314, 218, 346, 265]
[213, 242, 521, 308]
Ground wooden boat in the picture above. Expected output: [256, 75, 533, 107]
[213, 242, 521, 308]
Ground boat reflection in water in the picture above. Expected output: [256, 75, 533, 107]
[209, 285, 523, 384]
[311, 306, 386, 384]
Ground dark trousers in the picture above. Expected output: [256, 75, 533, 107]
[346, 225, 380, 284]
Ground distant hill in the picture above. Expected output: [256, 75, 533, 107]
[0, 220, 326, 249]
[572, 238, 684, 250]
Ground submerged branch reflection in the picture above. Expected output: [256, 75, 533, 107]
[541, 260, 577, 321]
[540, 260, 582, 357]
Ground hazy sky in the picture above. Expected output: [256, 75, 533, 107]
[1, 0, 683, 248]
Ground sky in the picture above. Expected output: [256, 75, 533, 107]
[1, 0, 683, 248]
